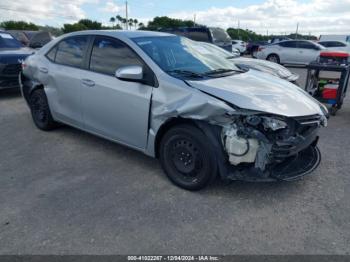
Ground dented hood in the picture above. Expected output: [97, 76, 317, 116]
[187, 70, 322, 117]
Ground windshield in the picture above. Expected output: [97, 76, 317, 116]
[133, 36, 240, 78]
[210, 28, 232, 43]
[199, 42, 239, 59]
[0, 33, 22, 48]
[313, 42, 327, 50]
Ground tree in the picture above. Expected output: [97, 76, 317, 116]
[110, 17, 116, 27]
[138, 22, 145, 29]
[145, 16, 196, 30]
[62, 23, 88, 33]
[0, 20, 39, 30]
[78, 19, 102, 30]
[133, 19, 138, 29]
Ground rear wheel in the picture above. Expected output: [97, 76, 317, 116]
[267, 54, 280, 64]
[29, 89, 58, 131]
[159, 124, 217, 190]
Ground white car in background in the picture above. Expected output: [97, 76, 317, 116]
[199, 42, 299, 83]
[318, 41, 350, 53]
[231, 40, 246, 54]
[256, 40, 326, 65]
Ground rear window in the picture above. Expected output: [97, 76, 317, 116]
[186, 28, 210, 42]
[279, 41, 297, 48]
[210, 28, 231, 43]
[0, 33, 22, 48]
[55, 36, 89, 68]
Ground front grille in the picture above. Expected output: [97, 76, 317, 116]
[2, 64, 22, 75]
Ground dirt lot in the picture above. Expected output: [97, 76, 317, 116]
[0, 67, 349, 255]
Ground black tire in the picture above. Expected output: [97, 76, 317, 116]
[267, 54, 280, 64]
[29, 89, 58, 131]
[159, 124, 217, 190]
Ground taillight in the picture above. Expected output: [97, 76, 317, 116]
[21, 62, 27, 69]
[258, 47, 265, 52]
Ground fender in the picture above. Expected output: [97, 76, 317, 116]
[19, 71, 44, 104]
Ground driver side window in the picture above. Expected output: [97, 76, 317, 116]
[89, 36, 143, 76]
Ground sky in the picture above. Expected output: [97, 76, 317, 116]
[1, 0, 350, 36]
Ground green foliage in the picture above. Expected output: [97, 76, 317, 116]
[0, 20, 39, 30]
[62, 19, 103, 33]
[145, 16, 195, 30]
[227, 28, 269, 41]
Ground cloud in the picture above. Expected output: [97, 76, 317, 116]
[169, 0, 350, 35]
[0, 0, 97, 25]
[99, 1, 124, 13]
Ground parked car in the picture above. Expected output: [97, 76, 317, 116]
[319, 35, 350, 43]
[256, 40, 326, 65]
[159, 26, 233, 52]
[0, 31, 34, 89]
[231, 40, 246, 54]
[20, 31, 328, 190]
[246, 40, 268, 56]
[269, 37, 292, 44]
[318, 41, 350, 53]
[8, 30, 53, 49]
[199, 42, 299, 83]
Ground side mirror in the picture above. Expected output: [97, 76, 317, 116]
[115, 65, 143, 81]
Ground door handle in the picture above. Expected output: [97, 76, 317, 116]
[39, 67, 48, 74]
[81, 79, 95, 87]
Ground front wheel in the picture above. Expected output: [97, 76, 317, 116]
[29, 89, 58, 131]
[159, 124, 217, 191]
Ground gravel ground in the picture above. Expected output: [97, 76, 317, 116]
[0, 67, 349, 255]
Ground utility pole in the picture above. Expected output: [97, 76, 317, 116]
[125, 0, 128, 30]
[193, 14, 196, 27]
[295, 22, 299, 39]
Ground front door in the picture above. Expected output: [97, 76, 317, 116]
[81, 36, 154, 149]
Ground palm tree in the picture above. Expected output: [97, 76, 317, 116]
[128, 19, 133, 30]
[116, 15, 123, 28]
[109, 17, 116, 28]
[138, 22, 145, 29]
[133, 19, 138, 29]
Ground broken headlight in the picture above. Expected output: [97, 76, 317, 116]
[261, 117, 287, 131]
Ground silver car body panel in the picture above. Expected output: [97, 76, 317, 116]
[22, 30, 325, 161]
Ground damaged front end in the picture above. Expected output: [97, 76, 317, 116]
[221, 113, 326, 181]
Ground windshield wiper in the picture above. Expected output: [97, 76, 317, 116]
[166, 70, 204, 78]
[204, 68, 244, 75]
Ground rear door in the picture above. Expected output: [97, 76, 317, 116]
[44, 35, 90, 126]
[278, 41, 299, 64]
[81, 36, 154, 149]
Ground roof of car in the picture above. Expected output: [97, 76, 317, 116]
[66, 30, 175, 39]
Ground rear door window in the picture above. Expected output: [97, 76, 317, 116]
[279, 41, 298, 48]
[298, 41, 317, 49]
[89, 36, 143, 76]
[55, 36, 89, 68]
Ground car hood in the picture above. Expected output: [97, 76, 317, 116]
[187, 70, 323, 117]
[232, 57, 298, 81]
[0, 47, 35, 63]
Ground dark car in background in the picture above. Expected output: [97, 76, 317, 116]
[0, 31, 34, 89]
[159, 26, 233, 52]
[7, 30, 53, 49]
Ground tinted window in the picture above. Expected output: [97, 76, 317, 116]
[0, 33, 22, 48]
[279, 41, 297, 48]
[186, 28, 210, 42]
[319, 41, 331, 47]
[210, 28, 231, 43]
[298, 41, 317, 49]
[90, 37, 142, 75]
[325, 41, 346, 47]
[55, 36, 89, 68]
[232, 41, 237, 44]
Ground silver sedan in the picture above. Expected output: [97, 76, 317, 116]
[20, 31, 327, 190]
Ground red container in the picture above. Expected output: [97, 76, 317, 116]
[322, 84, 338, 99]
